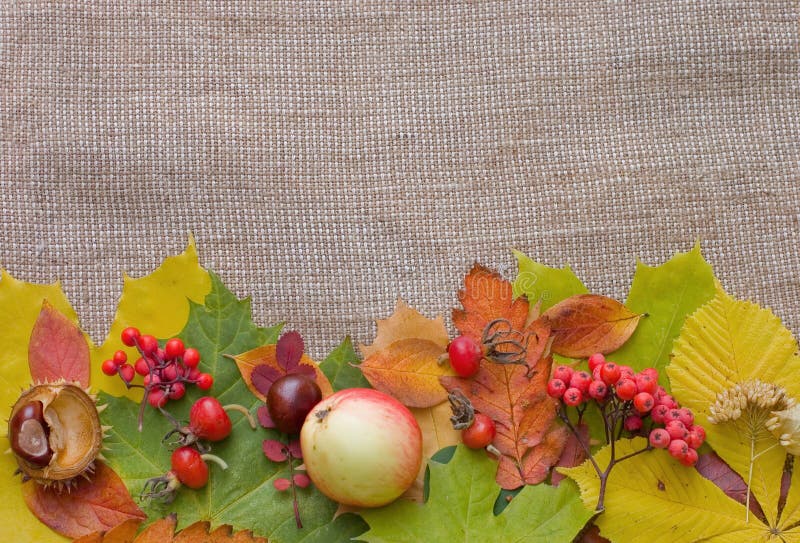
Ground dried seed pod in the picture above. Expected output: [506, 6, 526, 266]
[7, 382, 104, 489]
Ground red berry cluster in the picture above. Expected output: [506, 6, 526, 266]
[102, 326, 213, 409]
[548, 353, 705, 466]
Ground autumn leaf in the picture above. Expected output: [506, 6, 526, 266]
[561, 439, 778, 542]
[29, 300, 90, 386]
[540, 294, 641, 358]
[404, 402, 461, 501]
[72, 519, 141, 543]
[22, 462, 145, 539]
[359, 445, 593, 543]
[318, 337, 371, 391]
[441, 264, 566, 489]
[512, 250, 588, 311]
[695, 452, 766, 521]
[73, 516, 268, 543]
[667, 287, 800, 527]
[611, 243, 716, 384]
[90, 238, 212, 399]
[230, 341, 332, 404]
[359, 299, 449, 359]
[101, 274, 367, 542]
[357, 300, 453, 407]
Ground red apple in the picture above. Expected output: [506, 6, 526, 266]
[299, 388, 422, 507]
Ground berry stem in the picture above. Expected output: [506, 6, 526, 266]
[223, 404, 257, 429]
[200, 453, 229, 470]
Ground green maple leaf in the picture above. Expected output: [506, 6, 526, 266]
[359, 445, 592, 543]
[611, 243, 716, 383]
[100, 273, 367, 542]
[319, 336, 371, 392]
[512, 250, 588, 311]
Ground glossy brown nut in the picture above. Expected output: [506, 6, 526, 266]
[267, 374, 322, 434]
[9, 401, 53, 467]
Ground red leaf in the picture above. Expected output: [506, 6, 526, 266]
[262, 439, 288, 462]
[251, 365, 282, 396]
[256, 405, 276, 429]
[29, 300, 90, 387]
[441, 265, 566, 489]
[273, 478, 291, 491]
[540, 294, 641, 358]
[286, 439, 303, 459]
[292, 473, 311, 488]
[22, 462, 145, 538]
[695, 451, 766, 522]
[276, 331, 304, 370]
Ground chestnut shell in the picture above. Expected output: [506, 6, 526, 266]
[8, 382, 103, 487]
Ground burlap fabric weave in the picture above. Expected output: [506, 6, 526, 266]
[1, 2, 798, 358]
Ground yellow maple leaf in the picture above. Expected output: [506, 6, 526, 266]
[0, 239, 210, 542]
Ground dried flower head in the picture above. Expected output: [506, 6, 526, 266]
[766, 404, 800, 455]
[707, 379, 794, 425]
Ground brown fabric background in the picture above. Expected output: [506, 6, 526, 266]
[1, 2, 798, 358]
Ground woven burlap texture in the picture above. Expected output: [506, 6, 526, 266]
[1, 2, 798, 357]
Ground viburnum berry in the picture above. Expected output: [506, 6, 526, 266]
[547, 379, 567, 399]
[112, 350, 128, 366]
[569, 371, 592, 394]
[633, 392, 655, 413]
[183, 348, 201, 368]
[657, 394, 678, 409]
[143, 373, 161, 387]
[668, 438, 689, 460]
[119, 363, 135, 383]
[680, 447, 699, 466]
[168, 382, 186, 400]
[591, 363, 603, 382]
[588, 380, 608, 401]
[685, 428, 704, 449]
[677, 407, 694, 427]
[615, 378, 637, 401]
[563, 387, 583, 407]
[148, 388, 168, 408]
[461, 413, 496, 449]
[447, 336, 483, 378]
[634, 373, 657, 395]
[641, 367, 659, 381]
[649, 428, 671, 449]
[600, 363, 621, 386]
[134, 357, 151, 376]
[618, 365, 636, 379]
[121, 326, 140, 347]
[663, 408, 683, 424]
[552, 365, 573, 384]
[139, 334, 159, 356]
[666, 420, 689, 441]
[651, 404, 670, 424]
[624, 415, 643, 432]
[196, 373, 214, 390]
[101, 359, 119, 376]
[587, 352, 606, 372]
[165, 338, 185, 360]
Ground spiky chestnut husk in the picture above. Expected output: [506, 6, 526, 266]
[8, 381, 106, 490]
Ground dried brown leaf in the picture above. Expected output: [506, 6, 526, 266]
[541, 294, 641, 358]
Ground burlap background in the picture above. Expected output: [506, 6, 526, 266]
[1, 2, 798, 358]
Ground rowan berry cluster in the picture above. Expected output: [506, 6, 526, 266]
[548, 352, 705, 467]
[102, 326, 214, 409]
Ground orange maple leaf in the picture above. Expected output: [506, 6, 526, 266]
[440, 265, 567, 489]
[73, 515, 267, 543]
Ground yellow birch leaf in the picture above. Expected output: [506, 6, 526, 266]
[0, 271, 76, 543]
[561, 438, 765, 542]
[90, 238, 211, 398]
[667, 287, 800, 522]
